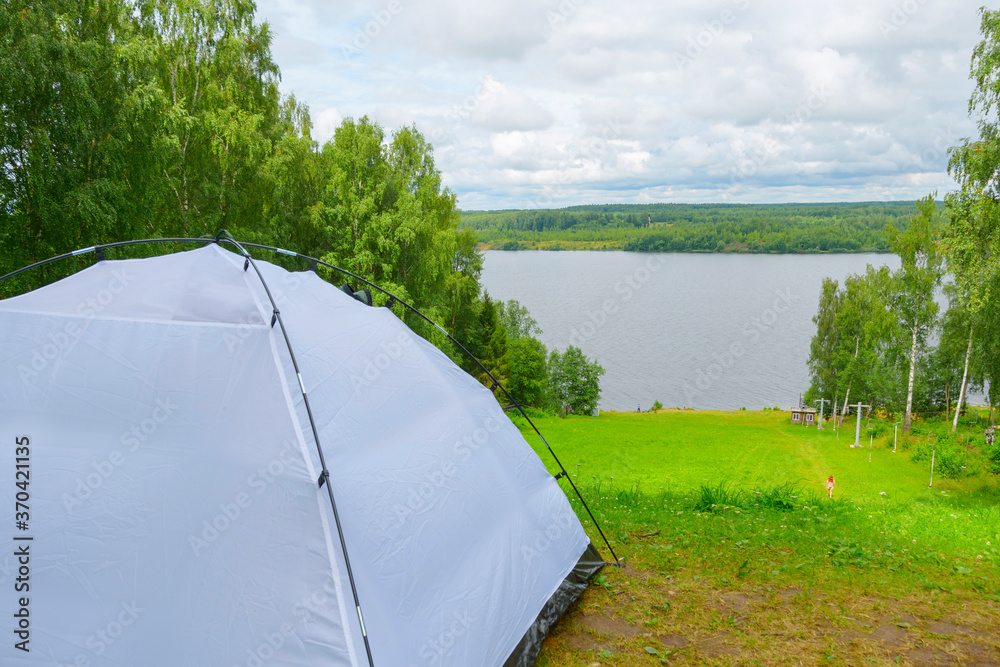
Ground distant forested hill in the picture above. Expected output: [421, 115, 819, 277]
[461, 202, 920, 252]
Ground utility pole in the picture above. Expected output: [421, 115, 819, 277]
[846, 402, 871, 448]
[814, 398, 830, 430]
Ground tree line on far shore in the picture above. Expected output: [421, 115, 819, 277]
[464, 202, 917, 253]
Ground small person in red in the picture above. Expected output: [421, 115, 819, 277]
[827, 475, 835, 499]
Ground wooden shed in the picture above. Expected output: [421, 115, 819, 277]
[790, 406, 818, 426]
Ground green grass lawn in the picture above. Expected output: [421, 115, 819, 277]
[518, 409, 995, 504]
[511, 409, 1000, 666]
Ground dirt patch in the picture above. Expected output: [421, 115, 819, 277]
[829, 628, 869, 646]
[926, 621, 970, 637]
[718, 590, 763, 611]
[778, 586, 802, 601]
[695, 632, 742, 658]
[563, 633, 611, 653]
[870, 624, 912, 649]
[620, 567, 656, 584]
[956, 642, 1000, 666]
[907, 646, 958, 666]
[578, 614, 643, 637]
[658, 634, 690, 649]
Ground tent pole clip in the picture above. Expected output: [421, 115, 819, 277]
[318, 470, 330, 489]
[553, 471, 567, 481]
[270, 310, 279, 328]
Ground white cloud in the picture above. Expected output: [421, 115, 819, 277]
[313, 107, 342, 145]
[468, 77, 555, 132]
[255, 0, 985, 208]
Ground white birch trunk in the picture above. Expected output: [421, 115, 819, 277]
[904, 325, 918, 433]
[952, 325, 974, 433]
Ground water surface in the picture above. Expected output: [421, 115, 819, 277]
[481, 251, 901, 411]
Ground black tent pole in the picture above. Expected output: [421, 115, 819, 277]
[0, 235, 622, 567]
[221, 234, 378, 667]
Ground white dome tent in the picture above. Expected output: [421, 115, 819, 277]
[0, 234, 615, 666]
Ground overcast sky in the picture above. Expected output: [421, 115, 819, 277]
[255, 0, 985, 210]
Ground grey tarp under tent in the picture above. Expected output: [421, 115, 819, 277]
[0, 239, 611, 666]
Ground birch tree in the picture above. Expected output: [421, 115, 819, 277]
[887, 195, 944, 433]
[945, 7, 1000, 425]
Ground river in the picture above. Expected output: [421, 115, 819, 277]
[480, 251, 903, 412]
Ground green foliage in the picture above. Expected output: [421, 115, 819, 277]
[497, 299, 542, 340]
[807, 198, 948, 425]
[693, 482, 744, 512]
[0, 0, 504, 394]
[505, 336, 549, 408]
[0, 0, 157, 288]
[886, 195, 945, 430]
[806, 265, 899, 415]
[470, 293, 507, 388]
[987, 443, 1000, 475]
[943, 7, 1000, 410]
[463, 202, 918, 253]
[548, 346, 604, 415]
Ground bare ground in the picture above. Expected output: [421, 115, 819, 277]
[540, 562, 1000, 666]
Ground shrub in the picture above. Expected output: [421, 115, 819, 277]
[548, 346, 604, 415]
[985, 444, 1000, 475]
[693, 482, 744, 512]
[756, 481, 803, 510]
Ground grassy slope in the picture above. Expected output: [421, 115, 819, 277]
[512, 410, 1000, 666]
[519, 409, 989, 502]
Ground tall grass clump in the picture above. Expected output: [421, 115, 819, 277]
[693, 482, 745, 512]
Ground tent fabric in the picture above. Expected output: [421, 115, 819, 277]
[0, 244, 596, 666]
[504, 542, 605, 667]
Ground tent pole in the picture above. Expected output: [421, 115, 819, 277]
[223, 235, 378, 667]
[0, 235, 622, 568]
[234, 242, 623, 567]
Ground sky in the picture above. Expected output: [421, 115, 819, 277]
[254, 0, 986, 210]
